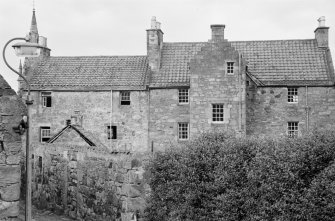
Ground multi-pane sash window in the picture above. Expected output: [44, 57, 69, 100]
[40, 127, 51, 142]
[288, 88, 298, 103]
[178, 89, 189, 104]
[212, 104, 224, 122]
[107, 126, 117, 139]
[120, 91, 130, 105]
[178, 123, 189, 140]
[41, 92, 52, 107]
[227, 62, 234, 74]
[287, 122, 298, 138]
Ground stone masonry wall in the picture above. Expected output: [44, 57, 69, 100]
[32, 143, 150, 221]
[29, 90, 149, 152]
[149, 89, 189, 151]
[189, 41, 247, 138]
[247, 86, 335, 136]
[0, 75, 26, 219]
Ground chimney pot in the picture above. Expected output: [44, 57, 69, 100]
[151, 16, 157, 29]
[318, 16, 326, 27]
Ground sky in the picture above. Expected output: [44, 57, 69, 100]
[0, 0, 334, 91]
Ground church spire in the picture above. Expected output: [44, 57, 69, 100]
[29, 9, 39, 43]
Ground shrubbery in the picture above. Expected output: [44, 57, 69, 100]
[144, 130, 335, 221]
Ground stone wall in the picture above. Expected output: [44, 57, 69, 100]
[189, 41, 247, 138]
[149, 89, 189, 151]
[32, 143, 150, 221]
[29, 90, 149, 152]
[0, 75, 25, 219]
[247, 86, 335, 136]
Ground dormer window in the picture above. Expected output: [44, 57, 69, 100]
[227, 62, 234, 74]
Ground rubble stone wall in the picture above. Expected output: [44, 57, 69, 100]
[32, 143, 150, 221]
[247, 86, 335, 136]
[0, 75, 26, 219]
[29, 90, 149, 152]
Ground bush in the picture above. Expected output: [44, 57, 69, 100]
[144, 130, 335, 221]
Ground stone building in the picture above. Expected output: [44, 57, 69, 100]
[0, 75, 26, 219]
[22, 12, 334, 152]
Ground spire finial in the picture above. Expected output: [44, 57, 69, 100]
[33, 0, 35, 11]
[29, 6, 38, 43]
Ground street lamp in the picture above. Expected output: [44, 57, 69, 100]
[2, 35, 41, 221]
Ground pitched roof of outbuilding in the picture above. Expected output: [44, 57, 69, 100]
[29, 56, 149, 90]
[48, 124, 108, 150]
[149, 39, 334, 87]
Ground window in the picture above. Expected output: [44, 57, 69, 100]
[41, 92, 52, 107]
[120, 91, 130, 105]
[107, 126, 117, 139]
[178, 123, 189, 140]
[227, 62, 234, 74]
[178, 89, 189, 104]
[212, 104, 224, 122]
[287, 122, 299, 138]
[288, 88, 298, 103]
[40, 127, 51, 142]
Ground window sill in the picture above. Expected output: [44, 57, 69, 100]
[211, 121, 228, 125]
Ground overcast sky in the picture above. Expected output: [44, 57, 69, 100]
[1, 0, 334, 91]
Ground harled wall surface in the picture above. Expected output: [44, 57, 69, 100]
[0, 75, 25, 219]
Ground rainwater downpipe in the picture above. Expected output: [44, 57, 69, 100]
[305, 86, 309, 131]
[110, 90, 113, 150]
[238, 53, 242, 133]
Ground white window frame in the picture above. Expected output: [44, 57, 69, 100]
[40, 127, 51, 143]
[120, 91, 131, 105]
[212, 104, 224, 122]
[178, 123, 189, 140]
[227, 62, 234, 74]
[178, 89, 189, 104]
[287, 122, 299, 138]
[41, 92, 52, 107]
[288, 88, 298, 103]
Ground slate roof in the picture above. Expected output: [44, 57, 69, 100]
[29, 56, 149, 90]
[149, 39, 334, 87]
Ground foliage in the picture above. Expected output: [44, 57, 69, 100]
[144, 129, 335, 221]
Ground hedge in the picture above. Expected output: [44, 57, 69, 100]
[144, 130, 335, 221]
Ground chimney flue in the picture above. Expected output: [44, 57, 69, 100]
[314, 16, 329, 48]
[211, 24, 225, 42]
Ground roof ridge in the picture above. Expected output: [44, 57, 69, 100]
[231, 38, 315, 43]
[163, 39, 316, 44]
[46, 55, 147, 58]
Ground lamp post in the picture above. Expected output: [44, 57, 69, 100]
[2, 36, 41, 221]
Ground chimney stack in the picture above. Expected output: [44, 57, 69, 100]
[146, 16, 164, 72]
[211, 24, 225, 42]
[314, 16, 329, 48]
